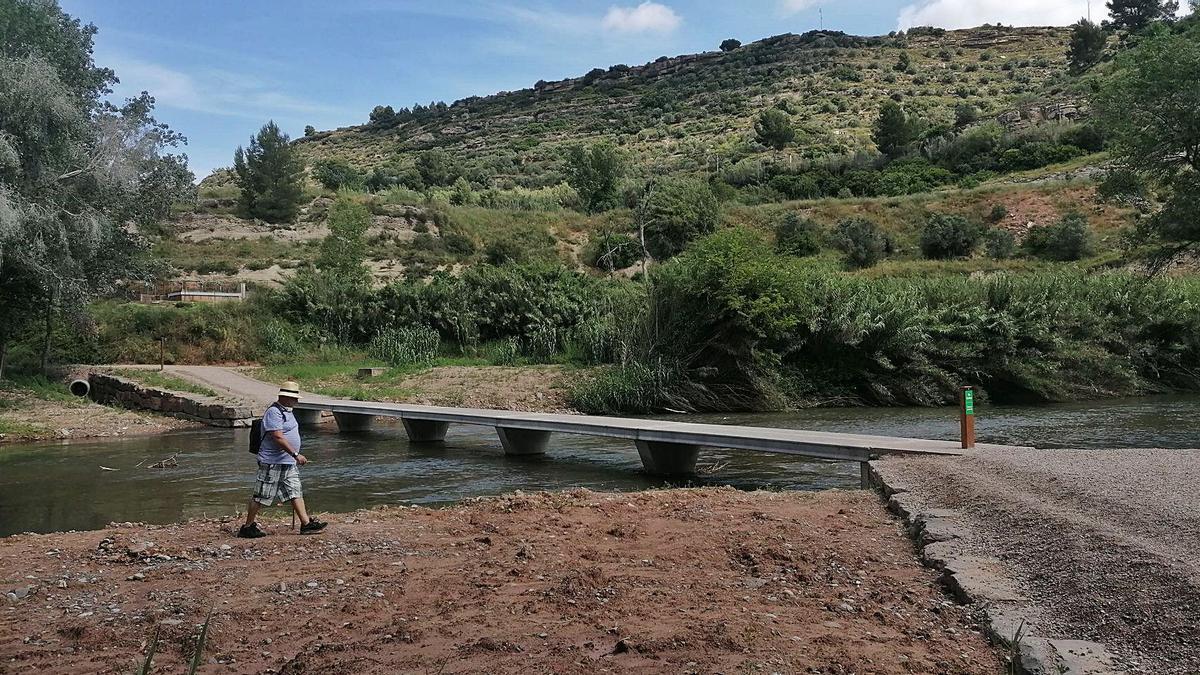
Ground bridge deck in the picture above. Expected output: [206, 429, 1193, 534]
[295, 399, 1024, 465]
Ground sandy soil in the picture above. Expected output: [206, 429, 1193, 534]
[0, 388, 198, 446]
[880, 448, 1200, 674]
[0, 488, 1001, 674]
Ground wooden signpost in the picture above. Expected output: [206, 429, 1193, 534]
[960, 385, 976, 449]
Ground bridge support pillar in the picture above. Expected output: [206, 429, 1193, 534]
[333, 412, 374, 433]
[403, 419, 449, 443]
[294, 408, 323, 427]
[635, 440, 700, 475]
[496, 427, 550, 455]
[860, 461, 871, 489]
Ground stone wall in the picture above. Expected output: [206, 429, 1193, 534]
[88, 373, 253, 428]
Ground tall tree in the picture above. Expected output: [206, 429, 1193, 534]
[872, 101, 919, 158]
[1067, 18, 1107, 73]
[280, 193, 372, 344]
[754, 108, 797, 151]
[566, 142, 625, 213]
[1106, 0, 1180, 31]
[415, 149, 460, 188]
[316, 193, 371, 283]
[233, 120, 304, 223]
[1096, 20, 1200, 261]
[637, 178, 720, 260]
[1, 0, 192, 378]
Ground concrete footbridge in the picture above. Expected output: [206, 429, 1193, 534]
[293, 398, 1026, 484]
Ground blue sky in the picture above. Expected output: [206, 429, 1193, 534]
[61, 0, 1104, 181]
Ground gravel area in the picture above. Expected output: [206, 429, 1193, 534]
[881, 447, 1200, 674]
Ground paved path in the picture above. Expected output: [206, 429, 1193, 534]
[116, 365, 332, 409]
[878, 447, 1200, 674]
[159, 366, 290, 407]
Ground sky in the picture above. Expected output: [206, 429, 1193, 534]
[60, 0, 1114, 181]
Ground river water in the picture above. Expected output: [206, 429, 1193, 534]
[2, 395, 1197, 536]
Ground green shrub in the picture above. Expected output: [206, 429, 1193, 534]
[988, 204, 1009, 223]
[485, 337, 521, 365]
[442, 232, 477, 257]
[769, 174, 821, 199]
[1097, 169, 1147, 202]
[583, 232, 642, 271]
[1023, 213, 1093, 261]
[774, 212, 823, 257]
[919, 214, 983, 259]
[521, 324, 560, 362]
[832, 217, 889, 268]
[483, 238, 521, 265]
[637, 178, 720, 259]
[368, 325, 440, 366]
[568, 362, 684, 414]
[482, 224, 556, 265]
[984, 228, 1017, 259]
[998, 142, 1086, 171]
[312, 160, 364, 191]
[877, 159, 955, 196]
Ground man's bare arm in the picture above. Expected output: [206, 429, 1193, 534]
[267, 430, 307, 464]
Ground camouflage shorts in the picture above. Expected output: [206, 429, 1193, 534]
[253, 463, 303, 505]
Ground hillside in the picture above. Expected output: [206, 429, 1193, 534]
[284, 26, 1077, 188]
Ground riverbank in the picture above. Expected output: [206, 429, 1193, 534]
[875, 447, 1200, 674]
[0, 379, 198, 446]
[0, 487, 1001, 673]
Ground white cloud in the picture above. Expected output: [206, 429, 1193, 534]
[601, 2, 681, 33]
[104, 55, 342, 121]
[896, 0, 1101, 30]
[779, 0, 825, 15]
[497, 4, 595, 34]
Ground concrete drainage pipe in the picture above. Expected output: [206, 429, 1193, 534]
[69, 379, 90, 397]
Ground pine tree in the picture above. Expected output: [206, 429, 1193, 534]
[233, 121, 304, 223]
[872, 101, 919, 158]
[754, 109, 796, 150]
[1067, 19, 1107, 73]
[1106, 0, 1180, 32]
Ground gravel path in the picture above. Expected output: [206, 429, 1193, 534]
[881, 448, 1200, 673]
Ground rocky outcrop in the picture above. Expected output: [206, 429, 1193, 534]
[996, 100, 1089, 129]
[88, 373, 253, 428]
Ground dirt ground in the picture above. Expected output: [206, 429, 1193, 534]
[0, 388, 197, 446]
[0, 488, 1001, 674]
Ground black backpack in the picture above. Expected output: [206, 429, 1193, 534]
[248, 403, 286, 455]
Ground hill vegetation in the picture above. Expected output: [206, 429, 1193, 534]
[7, 0, 1200, 416]
[284, 26, 1079, 192]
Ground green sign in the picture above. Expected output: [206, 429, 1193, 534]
[963, 389, 975, 415]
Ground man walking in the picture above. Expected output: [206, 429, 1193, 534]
[239, 381, 327, 538]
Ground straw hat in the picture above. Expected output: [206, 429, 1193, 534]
[278, 381, 303, 399]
